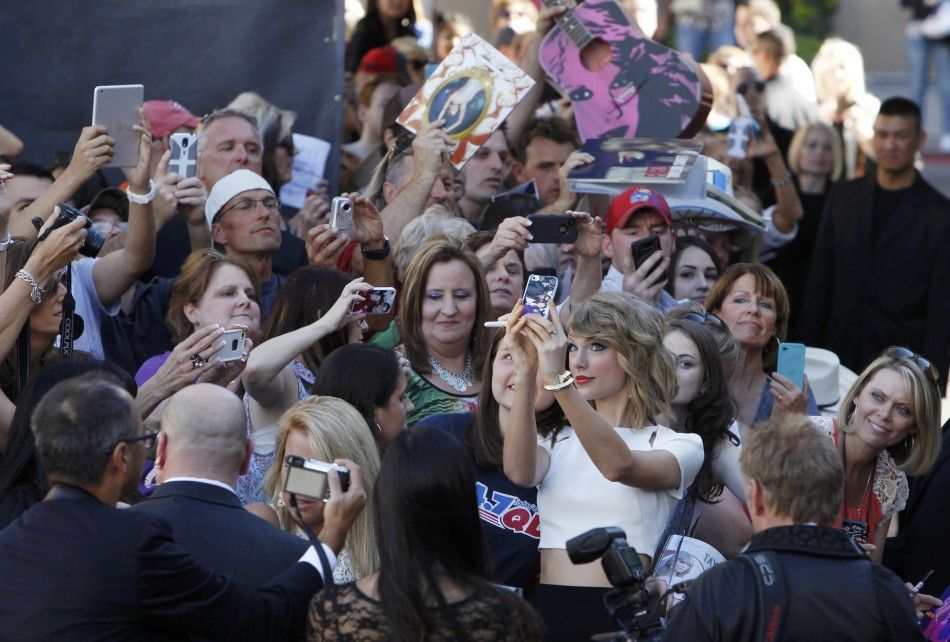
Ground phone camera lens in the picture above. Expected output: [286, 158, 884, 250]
[558, 225, 566, 233]
[342, 202, 351, 211]
[231, 339, 239, 350]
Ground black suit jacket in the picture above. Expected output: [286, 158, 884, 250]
[133, 480, 308, 587]
[0, 486, 321, 642]
[800, 173, 950, 383]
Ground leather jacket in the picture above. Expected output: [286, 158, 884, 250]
[663, 524, 924, 641]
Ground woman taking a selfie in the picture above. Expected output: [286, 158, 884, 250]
[504, 293, 704, 641]
[307, 426, 544, 641]
[397, 235, 491, 425]
[705, 263, 817, 437]
[418, 329, 568, 593]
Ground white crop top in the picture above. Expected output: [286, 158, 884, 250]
[536, 425, 704, 557]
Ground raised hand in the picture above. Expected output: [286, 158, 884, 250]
[121, 107, 153, 190]
[504, 301, 540, 375]
[519, 299, 569, 384]
[567, 210, 601, 258]
[318, 277, 371, 332]
[344, 192, 385, 248]
[67, 125, 115, 181]
[411, 120, 453, 176]
[25, 209, 88, 281]
[621, 248, 669, 302]
[769, 372, 809, 416]
[306, 224, 349, 268]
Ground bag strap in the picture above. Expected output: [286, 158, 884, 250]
[738, 550, 789, 642]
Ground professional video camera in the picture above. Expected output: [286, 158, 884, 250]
[566, 527, 665, 642]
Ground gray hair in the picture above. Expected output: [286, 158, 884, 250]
[32, 378, 141, 485]
[196, 107, 260, 153]
[393, 206, 475, 280]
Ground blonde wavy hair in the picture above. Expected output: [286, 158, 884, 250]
[837, 355, 942, 477]
[265, 396, 381, 578]
[569, 292, 676, 429]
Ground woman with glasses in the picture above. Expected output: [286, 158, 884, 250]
[810, 347, 942, 564]
[656, 309, 751, 559]
[504, 293, 703, 642]
[397, 235, 491, 425]
[705, 263, 818, 437]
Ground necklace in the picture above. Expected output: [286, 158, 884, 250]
[427, 353, 475, 393]
[842, 431, 873, 517]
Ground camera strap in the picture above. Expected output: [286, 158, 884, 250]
[738, 550, 788, 642]
[288, 493, 335, 587]
[58, 264, 76, 359]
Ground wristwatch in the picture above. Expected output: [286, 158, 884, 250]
[15, 269, 45, 304]
[126, 179, 157, 205]
[361, 236, 390, 261]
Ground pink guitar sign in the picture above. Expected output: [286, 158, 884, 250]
[539, 0, 712, 142]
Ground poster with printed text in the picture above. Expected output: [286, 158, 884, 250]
[397, 32, 535, 169]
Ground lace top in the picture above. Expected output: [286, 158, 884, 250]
[237, 360, 315, 504]
[307, 583, 544, 642]
[810, 416, 909, 525]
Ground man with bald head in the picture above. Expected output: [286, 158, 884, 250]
[133, 384, 312, 586]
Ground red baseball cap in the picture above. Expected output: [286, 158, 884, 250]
[358, 46, 405, 75]
[143, 100, 200, 140]
[605, 185, 672, 233]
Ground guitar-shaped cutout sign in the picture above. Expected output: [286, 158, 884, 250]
[539, 0, 713, 142]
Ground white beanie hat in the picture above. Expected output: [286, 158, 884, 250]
[204, 169, 275, 229]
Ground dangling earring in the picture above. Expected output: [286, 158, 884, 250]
[144, 464, 160, 489]
[276, 495, 286, 508]
[904, 433, 917, 453]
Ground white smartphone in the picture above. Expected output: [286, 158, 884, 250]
[168, 132, 198, 178]
[216, 329, 246, 363]
[92, 84, 144, 168]
[523, 274, 559, 319]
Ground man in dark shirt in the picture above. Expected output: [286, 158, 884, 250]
[663, 415, 923, 641]
[801, 97, 950, 385]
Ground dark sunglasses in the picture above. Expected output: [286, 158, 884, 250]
[883, 347, 940, 386]
[736, 81, 765, 95]
[105, 431, 158, 453]
[681, 310, 727, 330]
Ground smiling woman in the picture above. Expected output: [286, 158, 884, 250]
[397, 235, 491, 425]
[811, 349, 942, 563]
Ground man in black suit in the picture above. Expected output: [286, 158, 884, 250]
[0, 377, 365, 641]
[801, 97, 950, 386]
[133, 383, 307, 586]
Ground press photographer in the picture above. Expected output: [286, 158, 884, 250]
[662, 415, 924, 641]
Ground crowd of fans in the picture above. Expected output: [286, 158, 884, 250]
[0, 0, 948, 640]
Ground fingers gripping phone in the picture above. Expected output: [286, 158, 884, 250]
[348, 287, 397, 315]
[523, 274, 559, 319]
[169, 133, 198, 178]
[526, 214, 578, 244]
[216, 329, 246, 363]
[630, 235, 661, 270]
[330, 197, 353, 235]
[92, 84, 145, 168]
[776, 342, 806, 389]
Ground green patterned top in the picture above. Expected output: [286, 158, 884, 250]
[406, 367, 478, 426]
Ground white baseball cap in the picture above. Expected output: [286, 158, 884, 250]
[204, 169, 275, 229]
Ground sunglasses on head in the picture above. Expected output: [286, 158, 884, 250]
[681, 310, 727, 330]
[736, 81, 765, 95]
[882, 346, 940, 386]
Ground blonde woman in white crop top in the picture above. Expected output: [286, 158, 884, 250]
[502, 293, 704, 642]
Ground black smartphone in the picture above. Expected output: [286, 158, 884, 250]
[631, 235, 661, 269]
[526, 214, 578, 244]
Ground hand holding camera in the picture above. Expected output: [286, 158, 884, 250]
[622, 236, 669, 303]
[285, 457, 366, 555]
[24, 208, 88, 283]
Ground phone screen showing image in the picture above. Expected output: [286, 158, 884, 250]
[523, 274, 558, 318]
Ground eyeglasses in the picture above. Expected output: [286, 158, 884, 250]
[105, 431, 158, 453]
[883, 346, 940, 386]
[736, 81, 765, 95]
[681, 310, 727, 330]
[220, 196, 281, 217]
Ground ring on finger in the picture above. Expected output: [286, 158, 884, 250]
[191, 354, 206, 369]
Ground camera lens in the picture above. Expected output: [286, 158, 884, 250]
[82, 226, 106, 258]
[231, 339, 239, 350]
[341, 202, 351, 211]
[559, 225, 566, 233]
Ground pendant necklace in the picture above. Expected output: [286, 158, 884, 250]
[427, 353, 475, 393]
